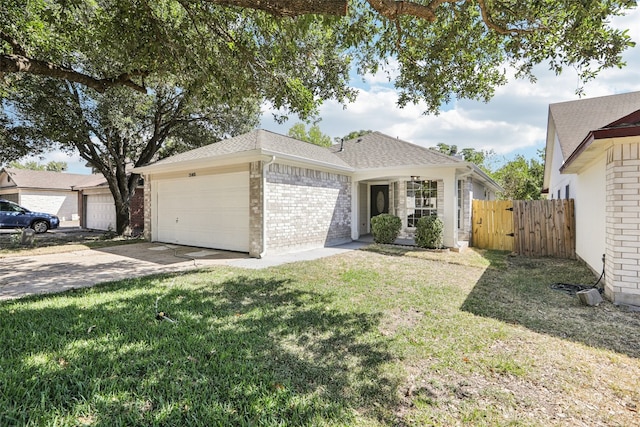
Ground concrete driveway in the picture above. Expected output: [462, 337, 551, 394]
[0, 242, 248, 301]
[0, 240, 367, 301]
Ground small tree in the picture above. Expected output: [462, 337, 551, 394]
[415, 216, 444, 249]
[370, 214, 402, 244]
[288, 123, 333, 147]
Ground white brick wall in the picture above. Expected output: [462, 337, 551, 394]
[264, 163, 351, 254]
[605, 142, 640, 305]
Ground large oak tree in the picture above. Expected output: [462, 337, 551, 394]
[2, 1, 635, 111]
[1, 0, 636, 234]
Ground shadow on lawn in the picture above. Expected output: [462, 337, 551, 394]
[1, 272, 397, 426]
[461, 252, 640, 359]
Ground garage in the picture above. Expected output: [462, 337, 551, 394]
[84, 192, 117, 231]
[154, 171, 250, 252]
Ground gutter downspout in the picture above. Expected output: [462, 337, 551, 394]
[259, 155, 276, 258]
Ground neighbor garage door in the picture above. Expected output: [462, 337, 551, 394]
[85, 193, 117, 231]
[155, 171, 249, 252]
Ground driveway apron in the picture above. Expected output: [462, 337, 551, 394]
[0, 242, 248, 301]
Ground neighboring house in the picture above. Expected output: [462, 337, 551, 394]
[543, 91, 640, 306]
[0, 167, 144, 233]
[0, 168, 96, 221]
[133, 130, 499, 257]
[76, 176, 145, 233]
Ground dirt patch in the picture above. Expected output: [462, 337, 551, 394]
[380, 308, 425, 336]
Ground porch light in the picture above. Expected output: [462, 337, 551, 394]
[411, 175, 420, 181]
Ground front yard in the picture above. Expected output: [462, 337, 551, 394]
[1, 246, 638, 426]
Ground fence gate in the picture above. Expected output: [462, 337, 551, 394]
[471, 200, 514, 251]
[471, 199, 576, 259]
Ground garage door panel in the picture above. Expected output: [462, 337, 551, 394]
[155, 172, 249, 252]
[86, 193, 117, 231]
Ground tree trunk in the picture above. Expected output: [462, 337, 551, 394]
[114, 199, 132, 236]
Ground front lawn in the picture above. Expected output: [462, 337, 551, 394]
[1, 247, 639, 426]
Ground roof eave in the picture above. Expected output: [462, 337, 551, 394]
[561, 126, 640, 174]
[132, 148, 354, 175]
[260, 149, 354, 173]
[131, 150, 263, 174]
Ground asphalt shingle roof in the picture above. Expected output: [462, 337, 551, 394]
[549, 91, 640, 159]
[329, 131, 464, 169]
[1, 168, 99, 190]
[149, 129, 352, 169]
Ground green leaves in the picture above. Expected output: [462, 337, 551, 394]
[493, 154, 545, 200]
[287, 122, 333, 147]
[2, 0, 636, 115]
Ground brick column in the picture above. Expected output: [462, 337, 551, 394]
[249, 161, 264, 258]
[605, 143, 640, 306]
[143, 176, 152, 241]
[458, 177, 473, 242]
[395, 180, 408, 237]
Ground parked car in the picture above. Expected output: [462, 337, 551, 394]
[0, 199, 60, 233]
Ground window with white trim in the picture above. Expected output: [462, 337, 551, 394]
[407, 180, 437, 227]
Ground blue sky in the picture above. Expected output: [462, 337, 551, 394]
[260, 7, 640, 166]
[42, 7, 640, 174]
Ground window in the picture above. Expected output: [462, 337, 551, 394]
[0, 201, 23, 212]
[565, 184, 570, 200]
[557, 189, 561, 199]
[407, 180, 437, 227]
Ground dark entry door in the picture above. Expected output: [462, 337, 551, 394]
[370, 185, 389, 218]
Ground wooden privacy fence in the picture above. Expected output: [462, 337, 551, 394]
[472, 199, 576, 259]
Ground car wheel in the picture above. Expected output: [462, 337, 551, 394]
[32, 220, 49, 233]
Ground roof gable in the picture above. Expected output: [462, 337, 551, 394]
[549, 91, 640, 160]
[330, 131, 465, 169]
[149, 129, 352, 170]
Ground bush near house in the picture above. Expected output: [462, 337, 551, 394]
[415, 215, 444, 249]
[370, 213, 402, 244]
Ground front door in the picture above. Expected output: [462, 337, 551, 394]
[370, 185, 389, 219]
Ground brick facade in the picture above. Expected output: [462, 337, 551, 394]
[263, 163, 351, 255]
[605, 142, 640, 306]
[143, 178, 152, 241]
[458, 177, 472, 242]
[249, 161, 264, 257]
[129, 187, 145, 234]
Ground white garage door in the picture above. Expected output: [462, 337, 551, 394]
[85, 193, 117, 231]
[155, 171, 250, 252]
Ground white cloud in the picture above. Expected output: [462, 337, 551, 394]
[262, 7, 640, 162]
[30, 7, 640, 172]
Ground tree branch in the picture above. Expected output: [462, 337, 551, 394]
[476, 0, 541, 35]
[201, 0, 348, 17]
[366, 0, 440, 21]
[0, 54, 148, 93]
[0, 31, 27, 56]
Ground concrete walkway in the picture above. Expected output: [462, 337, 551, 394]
[0, 241, 368, 301]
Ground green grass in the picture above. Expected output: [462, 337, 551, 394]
[1, 248, 639, 426]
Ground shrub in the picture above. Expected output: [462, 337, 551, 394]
[415, 215, 444, 249]
[370, 214, 402, 244]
